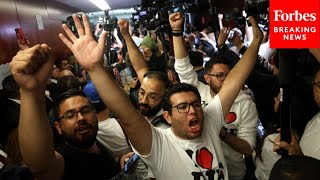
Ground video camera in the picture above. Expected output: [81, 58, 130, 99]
[101, 10, 118, 31]
[244, 0, 269, 30]
[131, 0, 192, 31]
[65, 14, 83, 38]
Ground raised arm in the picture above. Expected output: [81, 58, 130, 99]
[10, 45, 63, 179]
[113, 28, 123, 49]
[170, 13, 202, 87]
[218, 17, 263, 118]
[169, 13, 188, 59]
[243, 10, 253, 45]
[218, 13, 224, 30]
[118, 19, 148, 83]
[58, 14, 151, 155]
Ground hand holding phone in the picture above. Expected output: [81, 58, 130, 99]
[15, 28, 27, 45]
[123, 153, 140, 174]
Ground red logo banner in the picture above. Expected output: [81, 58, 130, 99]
[270, 0, 320, 48]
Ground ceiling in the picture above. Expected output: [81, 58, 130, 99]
[53, 0, 141, 12]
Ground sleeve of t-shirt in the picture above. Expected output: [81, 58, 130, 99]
[237, 98, 258, 150]
[203, 94, 225, 134]
[131, 124, 165, 174]
[175, 56, 205, 88]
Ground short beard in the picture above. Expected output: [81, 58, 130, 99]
[62, 122, 98, 149]
[209, 81, 221, 94]
[138, 103, 162, 118]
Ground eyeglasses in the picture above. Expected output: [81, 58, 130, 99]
[58, 105, 94, 121]
[172, 101, 205, 114]
[313, 81, 320, 93]
[206, 73, 228, 81]
[136, 89, 163, 104]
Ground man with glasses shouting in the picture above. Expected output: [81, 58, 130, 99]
[172, 13, 258, 180]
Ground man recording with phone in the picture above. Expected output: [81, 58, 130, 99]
[274, 48, 320, 160]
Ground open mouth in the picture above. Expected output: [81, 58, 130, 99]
[189, 119, 201, 132]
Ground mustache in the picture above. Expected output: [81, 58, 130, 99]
[138, 103, 151, 109]
[74, 121, 91, 133]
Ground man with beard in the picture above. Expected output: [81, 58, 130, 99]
[118, 19, 170, 129]
[136, 71, 170, 128]
[52, 89, 120, 179]
[118, 20, 171, 179]
[10, 45, 121, 180]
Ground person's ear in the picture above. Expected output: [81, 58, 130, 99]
[54, 122, 63, 135]
[204, 74, 210, 84]
[163, 111, 172, 125]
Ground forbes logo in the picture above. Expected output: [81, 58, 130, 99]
[274, 10, 317, 22]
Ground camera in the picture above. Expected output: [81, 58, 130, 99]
[131, 0, 191, 31]
[98, 11, 118, 31]
[244, 0, 270, 29]
[167, 3, 189, 15]
[65, 14, 83, 37]
[228, 30, 235, 40]
[103, 16, 117, 31]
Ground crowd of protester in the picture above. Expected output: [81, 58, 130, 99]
[0, 9, 320, 180]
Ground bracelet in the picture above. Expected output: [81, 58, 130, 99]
[172, 29, 182, 32]
[171, 29, 183, 37]
[172, 31, 183, 37]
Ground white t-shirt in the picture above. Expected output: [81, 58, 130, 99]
[98, 118, 148, 180]
[258, 41, 273, 62]
[219, 91, 258, 180]
[133, 95, 228, 180]
[175, 56, 258, 179]
[254, 133, 281, 180]
[300, 112, 320, 160]
[132, 35, 143, 47]
[97, 118, 131, 156]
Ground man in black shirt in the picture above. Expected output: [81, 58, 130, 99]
[10, 46, 120, 180]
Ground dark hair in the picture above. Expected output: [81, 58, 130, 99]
[132, 29, 140, 37]
[56, 76, 80, 94]
[270, 155, 320, 180]
[52, 89, 91, 122]
[204, 53, 230, 73]
[2, 75, 20, 99]
[55, 58, 68, 69]
[162, 83, 201, 114]
[189, 51, 203, 67]
[144, 71, 171, 89]
[92, 102, 107, 114]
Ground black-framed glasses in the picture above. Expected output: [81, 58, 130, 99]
[58, 105, 94, 121]
[172, 101, 206, 114]
[313, 81, 320, 93]
[206, 73, 228, 81]
[136, 88, 163, 104]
